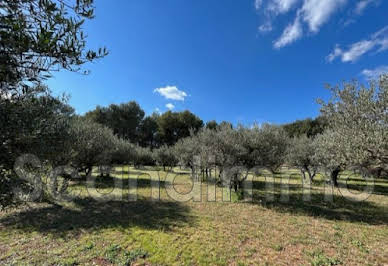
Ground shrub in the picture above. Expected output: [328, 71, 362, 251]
[154, 145, 178, 171]
[69, 118, 116, 176]
[287, 135, 318, 182]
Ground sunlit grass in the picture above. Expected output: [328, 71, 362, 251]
[0, 167, 387, 265]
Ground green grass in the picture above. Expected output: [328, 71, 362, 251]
[0, 166, 387, 265]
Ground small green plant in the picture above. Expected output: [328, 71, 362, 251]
[122, 248, 149, 265]
[105, 244, 122, 263]
[352, 240, 369, 253]
[272, 244, 284, 252]
[231, 191, 244, 202]
[307, 249, 341, 266]
[59, 258, 79, 266]
[83, 242, 95, 251]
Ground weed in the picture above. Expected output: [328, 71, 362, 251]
[122, 248, 149, 265]
[307, 249, 341, 266]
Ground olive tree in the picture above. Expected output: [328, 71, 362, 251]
[0, 89, 76, 207]
[69, 118, 116, 177]
[194, 128, 219, 180]
[1, 0, 106, 207]
[154, 145, 178, 171]
[174, 125, 244, 186]
[174, 136, 200, 175]
[287, 135, 318, 182]
[0, 89, 74, 170]
[313, 131, 346, 187]
[254, 124, 289, 173]
[133, 146, 155, 168]
[318, 76, 388, 179]
[111, 138, 137, 166]
[1, 0, 107, 94]
[210, 125, 247, 191]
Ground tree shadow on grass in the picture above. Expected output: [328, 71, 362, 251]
[251, 179, 388, 225]
[344, 182, 388, 196]
[78, 170, 190, 190]
[0, 197, 194, 237]
[68, 176, 169, 190]
[96, 176, 168, 189]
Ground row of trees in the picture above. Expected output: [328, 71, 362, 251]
[154, 78, 388, 190]
[76, 74, 388, 193]
[83, 101, 328, 150]
[84, 102, 237, 148]
[1, 77, 387, 206]
[1, 0, 387, 207]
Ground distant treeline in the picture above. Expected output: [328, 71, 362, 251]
[83, 101, 327, 149]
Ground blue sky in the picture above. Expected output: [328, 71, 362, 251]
[47, 0, 388, 125]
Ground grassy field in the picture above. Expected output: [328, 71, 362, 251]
[0, 167, 387, 265]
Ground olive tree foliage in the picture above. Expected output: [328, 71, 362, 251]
[317, 76, 388, 179]
[312, 131, 344, 186]
[174, 125, 245, 187]
[219, 126, 256, 192]
[211, 124, 289, 191]
[111, 138, 136, 166]
[253, 124, 289, 173]
[1, 0, 106, 207]
[178, 128, 218, 181]
[195, 128, 218, 179]
[0, 87, 74, 169]
[230, 124, 289, 191]
[0, 0, 107, 95]
[0, 88, 74, 207]
[133, 146, 155, 169]
[173, 124, 290, 192]
[154, 145, 178, 171]
[174, 135, 200, 172]
[68, 118, 116, 176]
[287, 135, 318, 182]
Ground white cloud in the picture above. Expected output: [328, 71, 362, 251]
[343, 0, 380, 27]
[301, 0, 347, 33]
[258, 0, 348, 47]
[267, 0, 300, 14]
[255, 0, 263, 10]
[165, 103, 175, 110]
[257, 0, 299, 37]
[361, 65, 388, 80]
[258, 22, 273, 33]
[341, 40, 376, 62]
[373, 26, 388, 52]
[154, 86, 187, 101]
[326, 45, 343, 62]
[274, 15, 303, 48]
[378, 38, 388, 52]
[355, 0, 379, 15]
[327, 40, 375, 62]
[327, 26, 388, 62]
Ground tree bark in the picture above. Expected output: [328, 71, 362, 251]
[307, 169, 316, 182]
[331, 168, 340, 187]
[301, 170, 306, 181]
